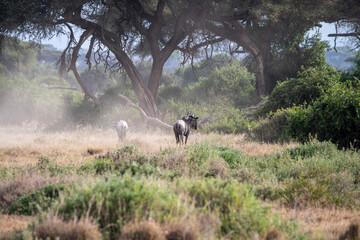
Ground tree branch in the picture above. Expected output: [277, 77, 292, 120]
[118, 93, 172, 130]
[69, 29, 100, 106]
[40, 84, 77, 91]
[328, 32, 360, 41]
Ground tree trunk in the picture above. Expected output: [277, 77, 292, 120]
[112, 50, 162, 118]
[147, 59, 165, 101]
[118, 93, 172, 130]
[204, 21, 267, 96]
[231, 21, 266, 96]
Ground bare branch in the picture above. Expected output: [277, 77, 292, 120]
[85, 36, 95, 70]
[58, 23, 75, 76]
[328, 32, 360, 41]
[40, 84, 77, 91]
[118, 93, 172, 130]
[68, 29, 100, 106]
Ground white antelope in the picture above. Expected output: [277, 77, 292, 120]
[116, 120, 128, 141]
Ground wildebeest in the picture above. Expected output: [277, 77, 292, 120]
[173, 114, 199, 145]
[116, 120, 128, 141]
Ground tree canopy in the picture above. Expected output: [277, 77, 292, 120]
[0, 0, 359, 117]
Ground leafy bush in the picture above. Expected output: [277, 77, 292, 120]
[50, 176, 305, 239]
[255, 66, 340, 117]
[287, 81, 360, 149]
[9, 183, 64, 215]
[263, 141, 360, 207]
[52, 176, 181, 239]
[175, 54, 232, 87]
[184, 61, 257, 108]
[248, 108, 291, 142]
[202, 108, 253, 134]
[0, 75, 65, 125]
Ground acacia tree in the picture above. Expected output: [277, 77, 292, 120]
[0, 0, 209, 118]
[325, 0, 360, 49]
[200, 0, 336, 95]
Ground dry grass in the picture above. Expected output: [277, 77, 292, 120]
[119, 220, 164, 240]
[0, 126, 295, 169]
[0, 173, 66, 210]
[34, 215, 102, 240]
[119, 213, 220, 240]
[1, 126, 359, 239]
[0, 214, 34, 238]
[273, 206, 360, 240]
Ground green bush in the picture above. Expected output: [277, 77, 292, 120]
[34, 156, 74, 176]
[0, 75, 65, 125]
[202, 108, 253, 134]
[248, 108, 291, 142]
[9, 183, 64, 215]
[255, 66, 339, 117]
[50, 176, 305, 240]
[287, 81, 360, 149]
[79, 145, 157, 176]
[269, 141, 360, 207]
[52, 176, 182, 239]
[184, 61, 257, 108]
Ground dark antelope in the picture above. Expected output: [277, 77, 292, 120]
[173, 114, 199, 145]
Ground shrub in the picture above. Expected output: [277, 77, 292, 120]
[0, 173, 63, 211]
[9, 183, 64, 215]
[184, 61, 257, 108]
[287, 81, 360, 149]
[52, 176, 181, 239]
[0, 75, 65, 125]
[34, 216, 102, 240]
[248, 109, 291, 143]
[202, 108, 253, 134]
[80, 145, 155, 176]
[255, 66, 339, 117]
[119, 220, 163, 240]
[177, 178, 301, 239]
[50, 176, 305, 240]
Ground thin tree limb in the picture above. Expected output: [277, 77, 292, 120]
[118, 93, 172, 130]
[40, 84, 78, 91]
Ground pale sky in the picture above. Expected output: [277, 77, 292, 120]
[41, 22, 344, 51]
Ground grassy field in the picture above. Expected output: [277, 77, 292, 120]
[1, 126, 359, 240]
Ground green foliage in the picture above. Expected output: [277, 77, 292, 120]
[50, 176, 303, 240]
[0, 75, 65, 125]
[202, 108, 253, 134]
[0, 37, 39, 76]
[53, 176, 181, 239]
[164, 98, 227, 124]
[34, 156, 75, 176]
[175, 54, 232, 87]
[185, 60, 257, 108]
[287, 81, 360, 149]
[248, 108, 291, 143]
[179, 179, 271, 238]
[158, 83, 183, 104]
[255, 66, 340, 117]
[266, 32, 330, 90]
[9, 183, 64, 215]
[80, 145, 156, 176]
[341, 50, 360, 82]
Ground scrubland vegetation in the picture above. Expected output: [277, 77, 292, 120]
[1, 128, 360, 240]
[1, 14, 360, 240]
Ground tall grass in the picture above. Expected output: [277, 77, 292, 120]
[48, 175, 306, 240]
[2, 129, 360, 239]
